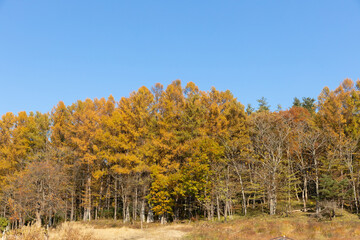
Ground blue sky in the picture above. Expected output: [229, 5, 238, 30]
[1, 0, 360, 115]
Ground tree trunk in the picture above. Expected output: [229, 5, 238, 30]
[106, 175, 111, 211]
[224, 201, 228, 222]
[65, 195, 68, 222]
[114, 179, 118, 220]
[347, 154, 359, 214]
[350, 173, 359, 214]
[160, 214, 167, 224]
[269, 171, 277, 215]
[269, 196, 276, 215]
[302, 175, 308, 212]
[231, 160, 247, 215]
[133, 188, 138, 221]
[98, 177, 104, 220]
[70, 190, 74, 221]
[314, 156, 320, 214]
[211, 199, 214, 221]
[216, 195, 220, 221]
[125, 203, 130, 223]
[122, 195, 127, 223]
[83, 176, 92, 221]
[238, 169, 247, 215]
[88, 177, 92, 221]
[147, 205, 154, 223]
[36, 210, 41, 227]
[207, 202, 212, 221]
[140, 200, 145, 228]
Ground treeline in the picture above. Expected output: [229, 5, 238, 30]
[1, 79, 360, 227]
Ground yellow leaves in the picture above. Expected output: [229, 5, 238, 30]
[185, 82, 199, 97]
[92, 169, 105, 180]
[111, 165, 131, 175]
[149, 190, 173, 215]
[159, 128, 173, 142]
[83, 152, 97, 165]
[92, 144, 99, 153]
[317, 78, 360, 138]
[0, 158, 13, 173]
[147, 171, 174, 216]
[0, 111, 50, 187]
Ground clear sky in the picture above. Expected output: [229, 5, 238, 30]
[1, 0, 360, 115]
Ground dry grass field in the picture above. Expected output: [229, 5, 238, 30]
[3, 209, 360, 240]
[50, 222, 191, 240]
[3, 221, 191, 240]
[186, 209, 360, 240]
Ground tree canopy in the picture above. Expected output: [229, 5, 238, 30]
[1, 79, 360, 227]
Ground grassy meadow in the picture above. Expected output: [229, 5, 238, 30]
[186, 209, 360, 240]
[2, 208, 360, 240]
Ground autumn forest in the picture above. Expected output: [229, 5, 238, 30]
[1, 79, 360, 228]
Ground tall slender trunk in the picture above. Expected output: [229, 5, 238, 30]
[211, 199, 214, 221]
[114, 179, 118, 220]
[98, 177, 104, 219]
[302, 175, 308, 212]
[19, 213, 22, 228]
[133, 188, 138, 221]
[88, 177, 91, 221]
[233, 163, 247, 216]
[147, 204, 154, 223]
[314, 156, 320, 214]
[216, 195, 220, 221]
[140, 200, 145, 229]
[65, 195, 68, 222]
[224, 165, 229, 221]
[345, 146, 359, 214]
[207, 200, 212, 221]
[349, 170, 359, 214]
[36, 210, 41, 227]
[106, 175, 111, 211]
[83, 176, 92, 221]
[160, 214, 166, 224]
[125, 204, 130, 223]
[70, 189, 75, 221]
[252, 193, 256, 209]
[269, 170, 277, 215]
[239, 173, 247, 216]
[122, 195, 127, 223]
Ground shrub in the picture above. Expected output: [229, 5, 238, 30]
[7, 225, 45, 240]
[0, 217, 9, 231]
[51, 222, 98, 240]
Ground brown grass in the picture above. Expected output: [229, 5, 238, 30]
[2, 221, 189, 240]
[50, 222, 98, 240]
[51, 221, 190, 240]
[185, 209, 360, 240]
[3, 209, 360, 240]
[4, 223, 98, 240]
[6, 225, 46, 240]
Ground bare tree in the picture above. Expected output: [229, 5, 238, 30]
[250, 112, 291, 215]
[4, 148, 68, 227]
